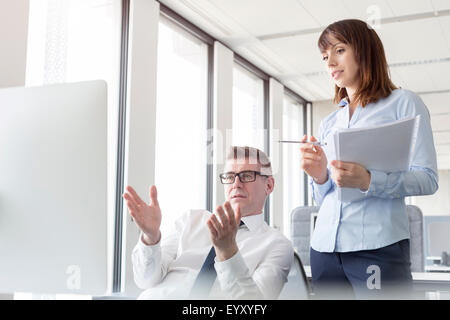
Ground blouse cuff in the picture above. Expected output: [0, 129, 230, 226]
[366, 169, 388, 196]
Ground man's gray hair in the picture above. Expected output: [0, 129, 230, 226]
[226, 146, 273, 176]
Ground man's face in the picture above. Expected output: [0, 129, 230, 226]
[222, 159, 274, 217]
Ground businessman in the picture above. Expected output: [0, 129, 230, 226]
[123, 146, 293, 299]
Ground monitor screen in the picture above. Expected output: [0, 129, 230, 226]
[428, 221, 450, 257]
[0, 80, 108, 296]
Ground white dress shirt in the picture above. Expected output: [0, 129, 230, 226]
[132, 209, 293, 300]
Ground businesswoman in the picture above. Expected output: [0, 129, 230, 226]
[300, 19, 438, 299]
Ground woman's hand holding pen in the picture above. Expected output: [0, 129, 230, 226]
[299, 135, 328, 184]
[329, 160, 371, 191]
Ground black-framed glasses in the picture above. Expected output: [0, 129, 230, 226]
[219, 170, 268, 184]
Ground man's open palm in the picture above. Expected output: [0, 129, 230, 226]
[123, 185, 161, 245]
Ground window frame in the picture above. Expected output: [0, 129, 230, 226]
[112, 0, 131, 294]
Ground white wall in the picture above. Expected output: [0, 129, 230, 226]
[0, 0, 29, 88]
[312, 99, 336, 137]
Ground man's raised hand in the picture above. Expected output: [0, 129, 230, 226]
[206, 202, 241, 261]
[123, 185, 162, 245]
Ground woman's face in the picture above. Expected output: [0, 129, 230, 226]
[321, 35, 360, 90]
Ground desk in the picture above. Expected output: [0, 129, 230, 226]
[425, 265, 450, 272]
[412, 272, 450, 293]
[303, 266, 450, 298]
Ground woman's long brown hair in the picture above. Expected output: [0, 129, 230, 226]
[318, 19, 396, 107]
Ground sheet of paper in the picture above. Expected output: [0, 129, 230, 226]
[334, 116, 420, 202]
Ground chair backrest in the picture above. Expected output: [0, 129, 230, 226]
[290, 205, 424, 272]
[290, 206, 320, 266]
[407, 205, 424, 272]
[278, 252, 310, 299]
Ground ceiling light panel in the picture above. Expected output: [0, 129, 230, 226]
[387, 0, 434, 16]
[211, 0, 320, 35]
[376, 18, 449, 64]
[340, 0, 397, 20]
[262, 33, 325, 74]
[431, 0, 450, 11]
[296, 0, 359, 26]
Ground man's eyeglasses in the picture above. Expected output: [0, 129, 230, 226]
[219, 170, 268, 184]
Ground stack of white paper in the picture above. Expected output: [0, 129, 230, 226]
[334, 116, 420, 202]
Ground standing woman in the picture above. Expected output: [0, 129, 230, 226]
[300, 19, 438, 299]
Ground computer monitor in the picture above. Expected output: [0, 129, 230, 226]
[423, 215, 450, 269]
[0, 80, 108, 296]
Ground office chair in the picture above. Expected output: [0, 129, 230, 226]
[294, 251, 312, 295]
[278, 251, 311, 299]
[407, 205, 424, 272]
[290, 205, 424, 273]
[290, 206, 320, 266]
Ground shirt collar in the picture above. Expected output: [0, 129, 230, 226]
[338, 97, 349, 107]
[240, 212, 264, 232]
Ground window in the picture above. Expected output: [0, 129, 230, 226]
[155, 17, 208, 236]
[232, 63, 265, 151]
[282, 93, 306, 237]
[24, 0, 122, 297]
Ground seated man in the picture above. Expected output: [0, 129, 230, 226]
[123, 146, 293, 299]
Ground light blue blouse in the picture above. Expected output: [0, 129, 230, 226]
[310, 88, 438, 252]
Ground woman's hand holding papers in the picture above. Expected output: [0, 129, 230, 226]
[123, 185, 162, 245]
[299, 135, 328, 184]
[330, 160, 371, 191]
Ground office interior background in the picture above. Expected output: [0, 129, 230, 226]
[1, 0, 449, 299]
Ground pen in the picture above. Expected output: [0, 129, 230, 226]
[278, 140, 327, 146]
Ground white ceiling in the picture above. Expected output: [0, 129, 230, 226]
[159, 0, 450, 170]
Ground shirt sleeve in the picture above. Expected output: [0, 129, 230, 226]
[131, 213, 185, 290]
[364, 92, 439, 199]
[309, 169, 333, 206]
[214, 237, 294, 300]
